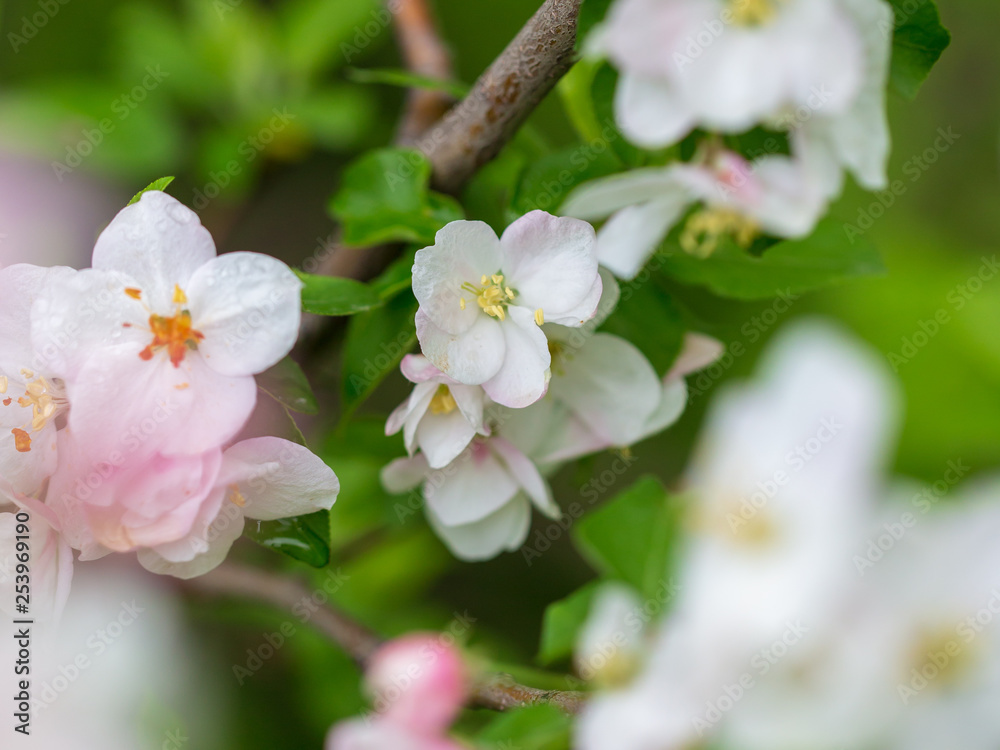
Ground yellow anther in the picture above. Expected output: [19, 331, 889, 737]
[459, 297, 466, 310]
[505, 287, 514, 299]
[491, 274, 503, 284]
[0, 376, 7, 394]
[534, 309, 544, 326]
[480, 274, 489, 285]
[461, 273, 515, 321]
[173, 284, 188, 305]
[228, 484, 246, 507]
[20, 369, 33, 380]
[429, 385, 457, 415]
[680, 208, 760, 258]
[729, 0, 780, 25]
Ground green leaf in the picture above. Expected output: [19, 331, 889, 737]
[369, 250, 416, 300]
[330, 148, 464, 247]
[256, 357, 319, 415]
[346, 67, 468, 98]
[888, 0, 950, 100]
[297, 271, 384, 315]
[599, 280, 685, 377]
[575, 0, 615, 51]
[573, 476, 680, 600]
[244, 511, 331, 568]
[476, 704, 572, 750]
[658, 217, 886, 300]
[538, 581, 601, 665]
[341, 290, 418, 415]
[512, 145, 621, 215]
[128, 176, 175, 205]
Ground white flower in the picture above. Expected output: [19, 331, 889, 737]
[30, 190, 303, 461]
[0, 264, 77, 495]
[562, 149, 829, 279]
[381, 435, 559, 561]
[385, 354, 489, 469]
[412, 211, 602, 408]
[589, 0, 892, 190]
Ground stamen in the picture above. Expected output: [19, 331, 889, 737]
[0, 376, 7, 394]
[459, 298, 466, 310]
[228, 484, 246, 507]
[173, 284, 188, 305]
[680, 208, 760, 258]
[138, 310, 205, 367]
[729, 0, 780, 26]
[534, 309, 544, 326]
[125, 287, 143, 300]
[429, 385, 457, 415]
[12, 428, 31, 453]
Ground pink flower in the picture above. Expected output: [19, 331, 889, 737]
[386, 355, 489, 469]
[45, 433, 339, 577]
[412, 211, 602, 408]
[327, 634, 467, 750]
[30, 190, 302, 460]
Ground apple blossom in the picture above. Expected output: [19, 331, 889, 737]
[562, 148, 828, 278]
[382, 435, 559, 561]
[327, 633, 466, 750]
[588, 0, 892, 190]
[30, 190, 302, 461]
[412, 211, 602, 408]
[386, 354, 489, 469]
[0, 264, 77, 495]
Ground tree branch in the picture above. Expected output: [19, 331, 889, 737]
[391, 0, 456, 144]
[418, 0, 583, 193]
[185, 562, 588, 714]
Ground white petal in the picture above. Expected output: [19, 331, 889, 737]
[642, 378, 688, 437]
[417, 409, 478, 469]
[426, 495, 531, 562]
[424, 441, 519, 526]
[596, 195, 689, 280]
[500, 211, 600, 320]
[615, 72, 694, 149]
[0, 264, 75, 374]
[551, 332, 661, 446]
[92, 190, 217, 311]
[381, 454, 430, 494]
[220, 437, 339, 521]
[138, 511, 245, 579]
[561, 169, 684, 221]
[187, 252, 302, 377]
[449, 384, 488, 434]
[491, 436, 558, 518]
[482, 306, 551, 409]
[412, 221, 503, 334]
[399, 353, 452, 384]
[666, 333, 725, 381]
[416, 309, 506, 385]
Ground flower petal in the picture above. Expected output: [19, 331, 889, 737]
[491, 436, 558, 518]
[500, 211, 600, 320]
[426, 494, 531, 562]
[412, 221, 503, 334]
[187, 252, 302, 377]
[220, 437, 340, 521]
[482, 306, 551, 409]
[424, 441, 519, 526]
[92, 190, 217, 310]
[615, 72, 694, 149]
[416, 309, 506, 385]
[561, 169, 685, 221]
[596, 195, 689, 280]
[381, 454, 429, 494]
[417, 409, 479, 470]
[138, 510, 245, 580]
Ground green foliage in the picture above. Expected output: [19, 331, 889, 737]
[538, 581, 601, 665]
[573, 476, 681, 600]
[888, 0, 951, 100]
[475, 704, 573, 750]
[600, 279, 686, 376]
[347, 67, 468, 98]
[256, 356, 320, 415]
[658, 218, 886, 300]
[330, 148, 465, 247]
[296, 272, 384, 316]
[244, 511, 331, 568]
[127, 176, 175, 204]
[575, 0, 615, 51]
[340, 290, 419, 415]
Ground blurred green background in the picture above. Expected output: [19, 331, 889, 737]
[0, 0, 996, 747]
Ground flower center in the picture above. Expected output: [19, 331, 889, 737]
[127, 285, 205, 368]
[729, 0, 780, 26]
[429, 385, 457, 415]
[908, 627, 976, 691]
[680, 208, 760, 258]
[460, 274, 516, 321]
[0, 370, 68, 453]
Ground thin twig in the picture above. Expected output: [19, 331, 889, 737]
[186, 562, 589, 714]
[391, 0, 456, 144]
